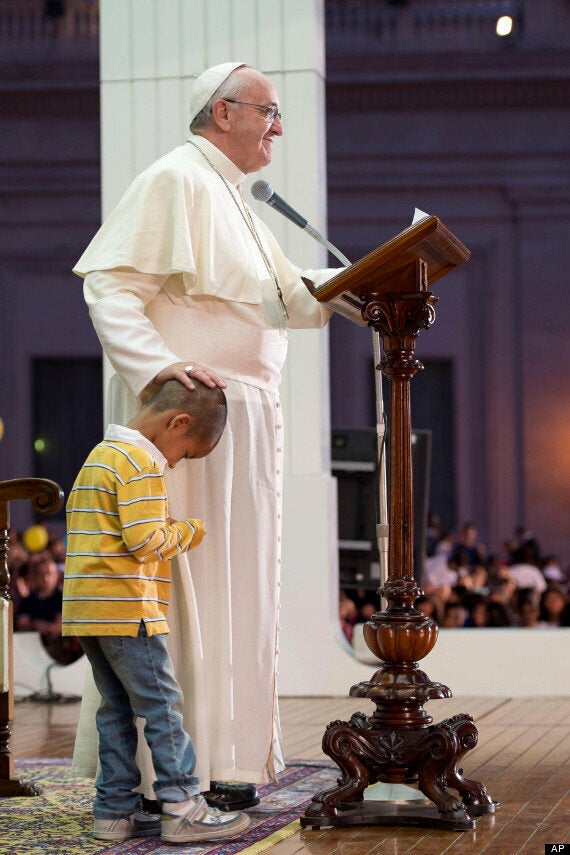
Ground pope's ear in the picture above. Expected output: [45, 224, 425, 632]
[211, 98, 232, 130]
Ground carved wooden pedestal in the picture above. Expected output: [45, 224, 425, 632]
[301, 604, 495, 830]
[0, 478, 63, 798]
[302, 251, 496, 831]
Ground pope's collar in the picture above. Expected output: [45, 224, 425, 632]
[186, 133, 246, 188]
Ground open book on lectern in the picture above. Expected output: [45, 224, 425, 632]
[311, 210, 470, 326]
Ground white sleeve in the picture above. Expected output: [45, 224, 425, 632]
[250, 213, 336, 329]
[284, 269, 335, 330]
[84, 270, 181, 398]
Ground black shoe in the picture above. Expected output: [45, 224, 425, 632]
[202, 781, 260, 811]
[141, 796, 162, 815]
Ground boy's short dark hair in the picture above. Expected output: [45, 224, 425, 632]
[145, 379, 227, 443]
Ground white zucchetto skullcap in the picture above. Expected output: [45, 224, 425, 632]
[188, 61, 247, 122]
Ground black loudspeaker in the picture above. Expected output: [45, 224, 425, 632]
[332, 427, 431, 588]
[332, 428, 379, 591]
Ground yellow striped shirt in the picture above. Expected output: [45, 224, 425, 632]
[63, 432, 204, 636]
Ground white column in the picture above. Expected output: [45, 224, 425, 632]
[98, 0, 372, 696]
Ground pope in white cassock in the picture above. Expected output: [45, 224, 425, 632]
[71, 61, 336, 808]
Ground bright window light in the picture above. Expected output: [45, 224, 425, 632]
[496, 15, 513, 36]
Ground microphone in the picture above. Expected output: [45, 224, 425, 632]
[251, 180, 308, 230]
[250, 180, 351, 267]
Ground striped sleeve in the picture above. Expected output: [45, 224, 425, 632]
[117, 467, 205, 561]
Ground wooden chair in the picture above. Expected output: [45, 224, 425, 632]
[0, 478, 63, 796]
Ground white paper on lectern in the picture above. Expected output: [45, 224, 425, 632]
[412, 207, 430, 224]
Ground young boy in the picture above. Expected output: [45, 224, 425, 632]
[62, 379, 250, 844]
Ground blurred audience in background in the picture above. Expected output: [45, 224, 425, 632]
[341, 517, 569, 638]
[9, 518, 570, 653]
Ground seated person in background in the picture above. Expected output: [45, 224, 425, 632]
[464, 564, 490, 596]
[441, 601, 467, 628]
[339, 590, 359, 643]
[516, 589, 541, 628]
[451, 521, 486, 568]
[424, 512, 443, 557]
[421, 582, 453, 625]
[486, 600, 514, 627]
[509, 545, 547, 593]
[485, 552, 511, 587]
[8, 532, 31, 615]
[414, 594, 441, 625]
[14, 551, 82, 665]
[463, 593, 488, 628]
[509, 524, 540, 566]
[538, 585, 569, 627]
[430, 529, 454, 558]
[15, 552, 62, 638]
[62, 379, 249, 845]
[352, 587, 378, 622]
[541, 555, 567, 586]
[423, 539, 457, 592]
[448, 547, 473, 585]
[489, 565, 516, 600]
[487, 566, 517, 620]
[48, 532, 68, 576]
[7, 530, 28, 576]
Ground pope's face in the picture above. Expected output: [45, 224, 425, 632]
[225, 74, 283, 174]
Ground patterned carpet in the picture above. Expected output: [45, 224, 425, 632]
[0, 760, 339, 855]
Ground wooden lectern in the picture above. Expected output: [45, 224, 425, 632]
[301, 216, 496, 831]
[0, 478, 64, 797]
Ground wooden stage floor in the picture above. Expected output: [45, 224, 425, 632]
[11, 694, 570, 853]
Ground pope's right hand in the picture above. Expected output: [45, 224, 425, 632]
[141, 361, 227, 403]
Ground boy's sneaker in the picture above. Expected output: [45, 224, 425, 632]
[161, 795, 250, 843]
[93, 809, 161, 841]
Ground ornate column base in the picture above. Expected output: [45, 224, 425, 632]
[0, 714, 42, 797]
[0, 778, 42, 798]
[301, 610, 496, 831]
[300, 704, 497, 832]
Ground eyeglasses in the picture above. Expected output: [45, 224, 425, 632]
[224, 99, 282, 123]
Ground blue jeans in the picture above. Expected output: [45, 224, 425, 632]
[80, 622, 200, 818]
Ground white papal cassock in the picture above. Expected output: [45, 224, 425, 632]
[71, 135, 335, 791]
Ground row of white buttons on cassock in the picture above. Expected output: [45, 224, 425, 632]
[275, 398, 283, 666]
